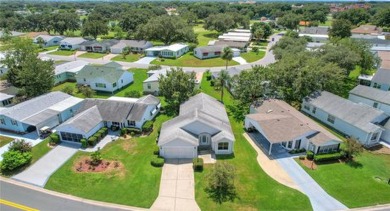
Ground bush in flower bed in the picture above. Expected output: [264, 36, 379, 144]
[289, 148, 306, 154]
[314, 152, 345, 163]
[193, 158, 204, 172]
[142, 121, 153, 133]
[88, 137, 97, 146]
[306, 151, 314, 160]
[49, 133, 61, 145]
[151, 157, 165, 167]
[81, 139, 88, 148]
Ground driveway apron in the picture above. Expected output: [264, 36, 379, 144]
[277, 157, 348, 211]
[12, 142, 78, 187]
[151, 159, 200, 211]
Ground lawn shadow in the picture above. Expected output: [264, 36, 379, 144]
[216, 153, 235, 160]
[345, 159, 363, 169]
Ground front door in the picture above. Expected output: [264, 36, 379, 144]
[295, 139, 301, 149]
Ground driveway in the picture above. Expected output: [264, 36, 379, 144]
[277, 157, 348, 211]
[232, 57, 248, 65]
[151, 159, 200, 211]
[12, 142, 79, 187]
[134, 56, 156, 64]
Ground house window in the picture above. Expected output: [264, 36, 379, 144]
[11, 120, 18, 126]
[327, 114, 335, 124]
[60, 132, 83, 142]
[304, 105, 310, 110]
[373, 102, 378, 108]
[202, 52, 209, 56]
[0, 118, 5, 125]
[287, 141, 293, 148]
[128, 121, 136, 127]
[199, 133, 210, 144]
[371, 132, 379, 141]
[95, 83, 106, 88]
[312, 107, 316, 114]
[215, 51, 221, 55]
[373, 83, 381, 89]
[121, 79, 123, 83]
[147, 83, 151, 89]
[113, 82, 117, 87]
[218, 142, 229, 150]
[83, 78, 86, 82]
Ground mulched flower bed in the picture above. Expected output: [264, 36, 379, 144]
[74, 157, 122, 173]
[299, 158, 317, 170]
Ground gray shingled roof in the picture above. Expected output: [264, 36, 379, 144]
[56, 106, 103, 134]
[211, 67, 240, 79]
[0, 91, 80, 122]
[76, 64, 127, 84]
[304, 91, 385, 133]
[349, 85, 390, 106]
[55, 60, 89, 75]
[80, 39, 119, 47]
[137, 95, 160, 105]
[194, 45, 226, 54]
[372, 68, 390, 85]
[159, 93, 234, 146]
[23, 109, 60, 126]
[60, 37, 87, 45]
[111, 40, 151, 49]
[214, 40, 247, 48]
[300, 27, 329, 35]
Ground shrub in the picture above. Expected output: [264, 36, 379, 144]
[127, 128, 142, 135]
[153, 146, 160, 155]
[206, 75, 212, 81]
[314, 152, 344, 163]
[88, 137, 97, 146]
[93, 134, 101, 142]
[299, 155, 305, 160]
[8, 139, 32, 153]
[95, 132, 103, 139]
[120, 128, 126, 136]
[80, 139, 88, 148]
[49, 133, 60, 145]
[142, 121, 153, 132]
[125, 90, 142, 98]
[210, 80, 215, 86]
[151, 157, 164, 167]
[193, 158, 204, 171]
[90, 150, 102, 165]
[0, 150, 32, 172]
[306, 151, 314, 160]
[289, 148, 306, 154]
[148, 65, 161, 71]
[62, 85, 74, 95]
[101, 127, 108, 135]
[79, 86, 95, 98]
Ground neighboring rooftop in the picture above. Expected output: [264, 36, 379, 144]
[349, 85, 390, 106]
[214, 40, 247, 48]
[351, 25, 383, 35]
[211, 67, 241, 79]
[54, 60, 89, 75]
[34, 35, 63, 41]
[146, 43, 188, 52]
[194, 45, 226, 53]
[56, 106, 103, 134]
[76, 63, 127, 83]
[378, 51, 390, 69]
[60, 37, 87, 45]
[300, 27, 329, 35]
[304, 91, 385, 133]
[111, 40, 151, 49]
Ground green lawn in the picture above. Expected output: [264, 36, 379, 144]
[0, 136, 14, 148]
[298, 151, 390, 208]
[45, 114, 170, 208]
[37, 45, 59, 52]
[111, 54, 142, 63]
[151, 52, 239, 67]
[240, 51, 266, 63]
[78, 52, 106, 59]
[48, 50, 76, 56]
[193, 24, 219, 46]
[320, 15, 333, 27]
[195, 74, 311, 210]
[51, 69, 148, 98]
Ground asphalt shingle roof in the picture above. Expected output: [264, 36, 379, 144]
[56, 106, 103, 134]
[76, 63, 127, 84]
[349, 85, 390, 105]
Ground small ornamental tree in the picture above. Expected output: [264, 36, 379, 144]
[8, 139, 32, 153]
[206, 162, 237, 204]
[122, 46, 131, 59]
[90, 149, 102, 165]
[343, 137, 364, 160]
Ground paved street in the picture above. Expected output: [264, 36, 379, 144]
[12, 142, 79, 187]
[0, 178, 145, 211]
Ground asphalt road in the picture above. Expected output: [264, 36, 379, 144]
[0, 179, 145, 211]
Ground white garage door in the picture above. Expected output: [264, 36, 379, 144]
[163, 147, 196, 159]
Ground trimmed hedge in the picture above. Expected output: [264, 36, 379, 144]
[88, 137, 97, 146]
[151, 157, 164, 167]
[142, 121, 153, 133]
[120, 128, 126, 136]
[126, 128, 142, 135]
[49, 133, 60, 145]
[193, 158, 204, 171]
[314, 152, 344, 163]
[289, 148, 306, 154]
[153, 146, 160, 155]
[80, 139, 88, 148]
[306, 151, 314, 160]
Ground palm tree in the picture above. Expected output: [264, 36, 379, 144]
[216, 69, 230, 102]
[219, 47, 233, 102]
[122, 46, 131, 60]
[36, 37, 45, 49]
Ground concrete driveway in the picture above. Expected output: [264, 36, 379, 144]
[12, 142, 79, 187]
[151, 159, 200, 211]
[277, 157, 348, 211]
[134, 56, 156, 64]
[232, 57, 248, 65]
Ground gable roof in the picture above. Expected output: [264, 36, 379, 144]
[146, 43, 188, 52]
[351, 25, 382, 35]
[159, 93, 234, 146]
[0, 91, 83, 122]
[371, 68, 390, 85]
[54, 60, 89, 75]
[60, 37, 87, 45]
[378, 51, 390, 69]
[247, 99, 340, 146]
[80, 39, 119, 47]
[211, 67, 240, 79]
[143, 68, 168, 83]
[35, 35, 63, 42]
[111, 40, 152, 49]
[304, 91, 385, 133]
[349, 85, 390, 106]
[300, 27, 329, 35]
[56, 106, 103, 134]
[195, 45, 227, 54]
[214, 40, 247, 48]
[137, 95, 160, 105]
[76, 64, 129, 83]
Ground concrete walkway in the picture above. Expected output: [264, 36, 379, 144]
[243, 133, 301, 192]
[12, 142, 79, 187]
[277, 157, 348, 211]
[232, 57, 248, 65]
[151, 159, 200, 211]
[79, 131, 119, 152]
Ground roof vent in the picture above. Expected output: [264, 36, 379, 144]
[266, 109, 273, 113]
[300, 124, 303, 126]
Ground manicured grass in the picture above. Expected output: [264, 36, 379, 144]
[45, 114, 170, 207]
[193, 24, 219, 46]
[78, 52, 106, 59]
[31, 138, 52, 164]
[37, 45, 59, 52]
[111, 54, 143, 63]
[151, 53, 239, 67]
[298, 151, 390, 208]
[240, 51, 266, 63]
[0, 136, 14, 148]
[319, 15, 333, 27]
[51, 69, 148, 99]
[195, 74, 311, 210]
[48, 50, 76, 56]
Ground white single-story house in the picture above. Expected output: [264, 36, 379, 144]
[54, 60, 89, 84]
[0, 91, 83, 135]
[145, 43, 189, 58]
[33, 35, 64, 47]
[349, 85, 390, 115]
[110, 40, 153, 54]
[59, 37, 87, 50]
[143, 69, 201, 95]
[158, 93, 235, 158]
[55, 95, 161, 142]
[75, 62, 133, 93]
[193, 45, 240, 59]
[245, 99, 342, 155]
[79, 39, 119, 53]
[302, 91, 390, 146]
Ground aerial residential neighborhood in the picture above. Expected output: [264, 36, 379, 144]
[0, 1, 390, 211]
